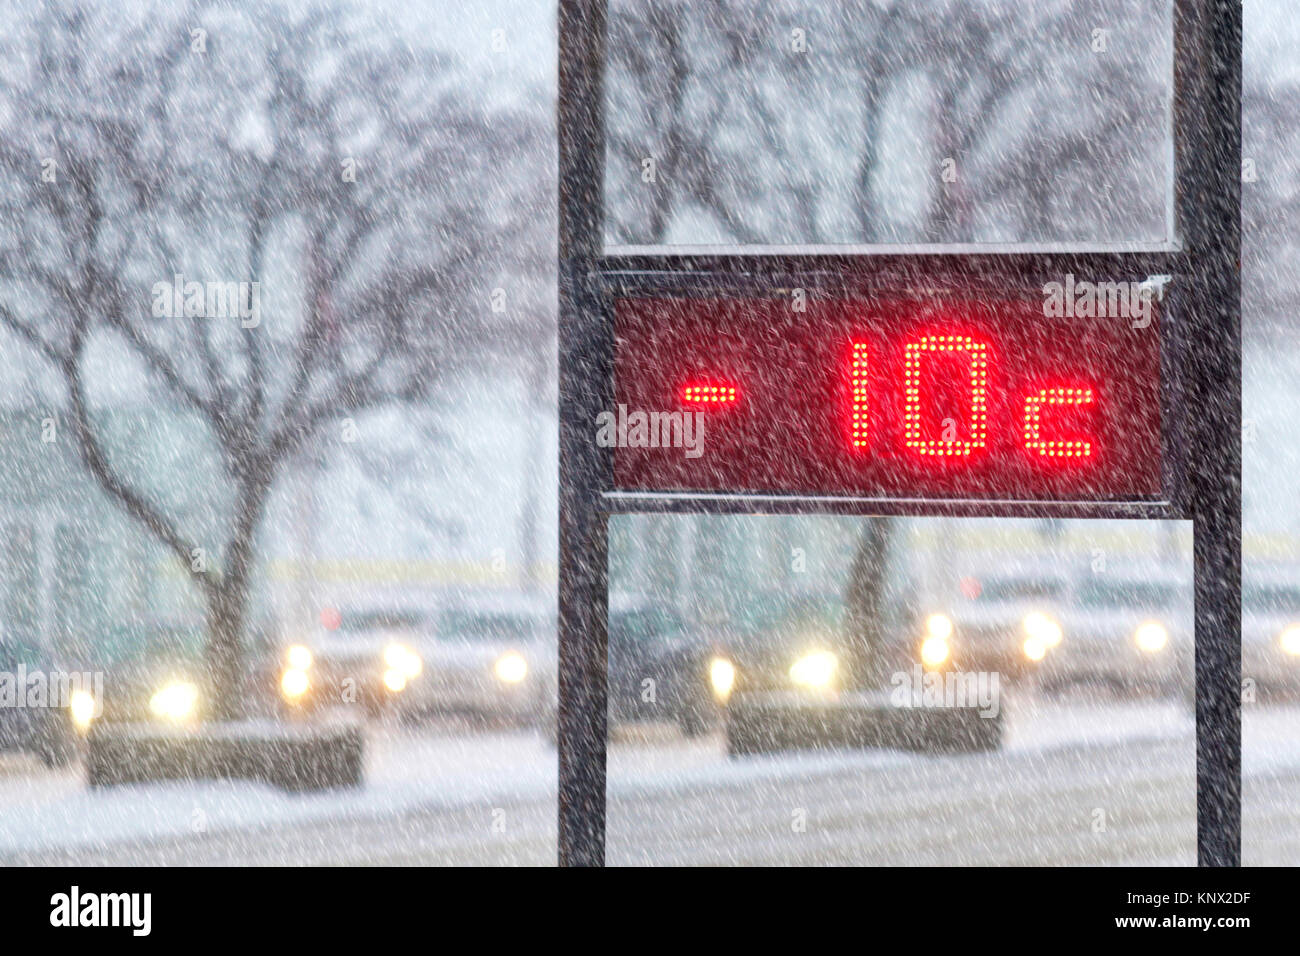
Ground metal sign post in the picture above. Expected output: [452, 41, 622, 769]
[558, 0, 1240, 866]
[1177, 0, 1242, 869]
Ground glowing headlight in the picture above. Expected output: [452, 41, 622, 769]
[709, 657, 736, 701]
[1280, 626, 1300, 657]
[1024, 612, 1063, 648]
[789, 651, 837, 690]
[383, 668, 408, 693]
[384, 644, 422, 679]
[69, 689, 97, 730]
[1023, 636, 1048, 662]
[280, 667, 310, 700]
[495, 651, 528, 684]
[1135, 621, 1169, 653]
[920, 636, 951, 668]
[149, 681, 199, 721]
[286, 644, 313, 671]
[925, 614, 954, 641]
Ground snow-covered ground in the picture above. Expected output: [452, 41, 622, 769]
[0, 696, 1296, 864]
[0, 723, 555, 855]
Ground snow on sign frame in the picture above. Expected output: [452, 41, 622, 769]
[558, 0, 1241, 867]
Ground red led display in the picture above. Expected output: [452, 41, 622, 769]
[613, 295, 1162, 500]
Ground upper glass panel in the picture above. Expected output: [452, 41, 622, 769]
[603, 0, 1176, 251]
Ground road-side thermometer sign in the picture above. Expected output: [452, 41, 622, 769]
[613, 293, 1162, 501]
[560, 0, 1241, 869]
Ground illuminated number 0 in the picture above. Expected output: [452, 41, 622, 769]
[903, 334, 988, 457]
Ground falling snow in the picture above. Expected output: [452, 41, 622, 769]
[0, 0, 1288, 869]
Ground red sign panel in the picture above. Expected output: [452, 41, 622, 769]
[612, 295, 1162, 501]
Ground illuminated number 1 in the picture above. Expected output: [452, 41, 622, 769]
[903, 334, 989, 457]
[850, 342, 870, 449]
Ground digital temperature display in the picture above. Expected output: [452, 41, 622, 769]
[612, 295, 1163, 501]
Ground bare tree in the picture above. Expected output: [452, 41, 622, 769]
[0, 0, 549, 717]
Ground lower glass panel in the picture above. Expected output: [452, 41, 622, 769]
[607, 515, 1195, 865]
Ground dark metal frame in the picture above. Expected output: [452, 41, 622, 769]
[559, 0, 1240, 866]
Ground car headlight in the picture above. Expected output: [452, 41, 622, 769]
[1279, 626, 1300, 657]
[1023, 612, 1063, 648]
[789, 651, 837, 690]
[286, 644, 313, 671]
[1022, 636, 1048, 662]
[280, 667, 310, 701]
[494, 651, 528, 684]
[925, 614, 954, 641]
[709, 657, 736, 702]
[1135, 621, 1169, 653]
[384, 643, 422, 679]
[69, 689, 97, 731]
[920, 636, 951, 668]
[382, 668, 408, 693]
[149, 681, 199, 721]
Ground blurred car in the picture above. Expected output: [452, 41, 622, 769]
[1242, 571, 1300, 695]
[0, 637, 81, 767]
[607, 595, 726, 736]
[1044, 570, 1192, 696]
[277, 607, 431, 717]
[725, 591, 861, 701]
[96, 653, 206, 724]
[85, 624, 279, 726]
[415, 596, 554, 724]
[922, 571, 1070, 680]
[538, 596, 727, 743]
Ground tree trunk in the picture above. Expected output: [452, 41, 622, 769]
[926, 85, 965, 244]
[203, 474, 271, 722]
[855, 67, 887, 243]
[845, 517, 896, 691]
[205, 582, 249, 722]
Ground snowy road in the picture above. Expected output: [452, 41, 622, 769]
[0, 697, 1295, 865]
